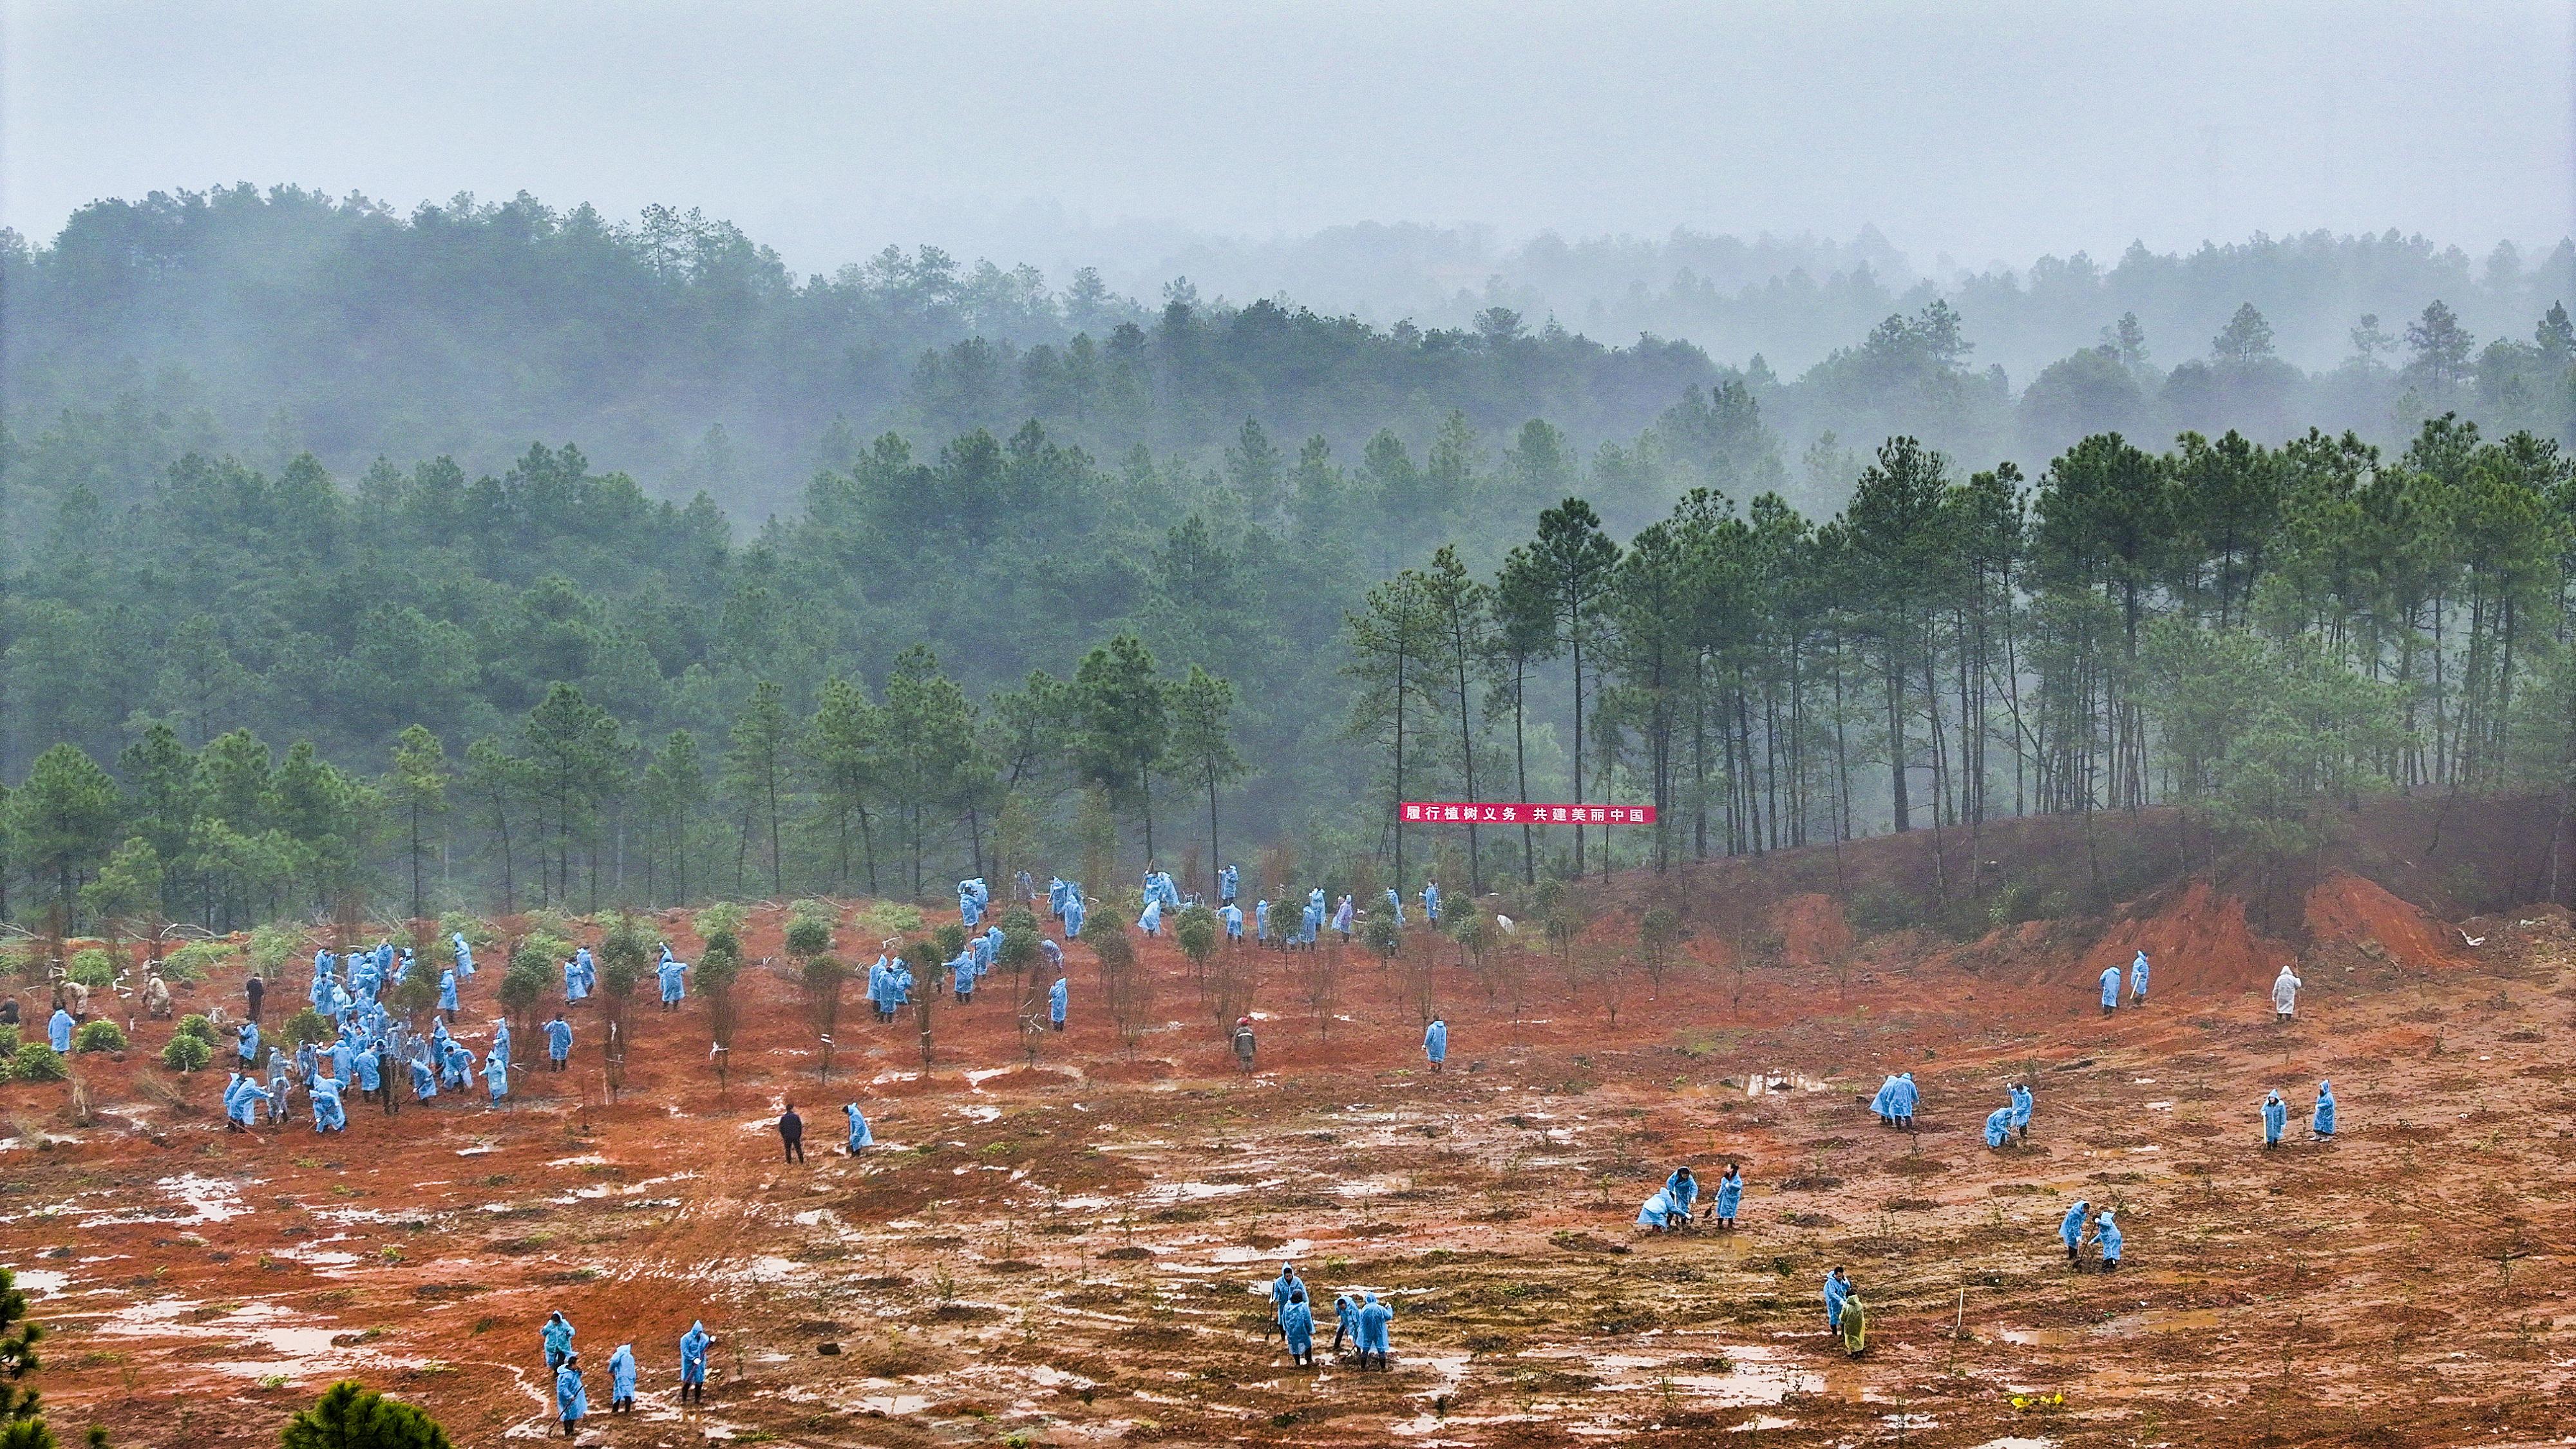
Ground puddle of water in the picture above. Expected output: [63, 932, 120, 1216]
[1146, 1181, 1249, 1202]
[1745, 1073, 1828, 1095]
[547, 1153, 609, 1168]
[965, 1067, 1012, 1086]
[156, 1173, 249, 1223]
[1211, 1240, 1313, 1264]
[1729, 1417, 1798, 1433]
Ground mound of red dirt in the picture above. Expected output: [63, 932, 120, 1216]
[1770, 893, 1854, 967]
[2073, 878, 2293, 998]
[2304, 871, 2466, 969]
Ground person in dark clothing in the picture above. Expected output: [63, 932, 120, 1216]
[0, 996, 18, 1027]
[245, 974, 265, 1023]
[378, 1042, 400, 1114]
[778, 1104, 805, 1163]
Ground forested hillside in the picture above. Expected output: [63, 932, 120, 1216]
[2, 185, 2574, 936]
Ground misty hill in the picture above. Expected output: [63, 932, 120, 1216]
[3, 185, 2571, 526]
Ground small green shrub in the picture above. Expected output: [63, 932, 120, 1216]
[248, 923, 304, 973]
[12, 1043, 68, 1082]
[161, 1035, 214, 1072]
[1846, 882, 1920, 936]
[283, 1007, 330, 1047]
[0, 1025, 19, 1057]
[694, 902, 748, 942]
[855, 901, 923, 938]
[162, 940, 234, 983]
[67, 949, 118, 989]
[74, 1020, 127, 1053]
[437, 911, 501, 952]
[176, 1014, 220, 1045]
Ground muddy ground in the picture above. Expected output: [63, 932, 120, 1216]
[6, 837, 2574, 1447]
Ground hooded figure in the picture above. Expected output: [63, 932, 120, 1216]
[1421, 880, 1441, 923]
[1332, 896, 1355, 938]
[2313, 1080, 2336, 1138]
[1384, 887, 1406, 929]
[960, 879, 985, 929]
[1137, 898, 1163, 937]
[410, 1038, 438, 1102]
[452, 932, 475, 976]
[1063, 893, 1086, 938]
[1255, 899, 1272, 943]
[484, 1046, 510, 1106]
[1870, 1075, 1897, 1124]
[1837, 1287, 1868, 1356]
[543, 1311, 576, 1368]
[844, 1102, 873, 1152]
[1331, 1294, 1359, 1356]
[1280, 1289, 1314, 1365]
[1219, 864, 1240, 905]
[658, 951, 688, 1007]
[48, 1008, 73, 1054]
[438, 967, 459, 1014]
[1222, 904, 1244, 940]
[1888, 1074, 1918, 1130]
[1356, 1293, 1393, 1369]
[1423, 1018, 1447, 1070]
[2010, 1083, 2034, 1141]
[2272, 965, 2302, 1020]
[2130, 950, 2151, 1004]
[1049, 975, 1068, 1030]
[1823, 1268, 1851, 1331]
[554, 1354, 587, 1436]
[1268, 1266, 1302, 1338]
[2262, 1090, 2287, 1146]
[1984, 1104, 2014, 1148]
[310, 1072, 346, 1132]
[1712, 1164, 1744, 1226]
[1636, 1168, 1695, 1229]
[607, 1343, 637, 1412]
[2060, 1200, 2090, 1266]
[1233, 1016, 1257, 1072]
[564, 955, 589, 1004]
[546, 1014, 574, 1068]
[2099, 963, 2122, 1013]
[2092, 1209, 2123, 1271]
[236, 1020, 261, 1066]
[223, 1072, 269, 1130]
[679, 1321, 712, 1403]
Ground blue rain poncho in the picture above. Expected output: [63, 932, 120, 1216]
[1384, 888, 1406, 927]
[1714, 1171, 1743, 1218]
[608, 1344, 636, 1401]
[48, 1009, 73, 1054]
[679, 1322, 710, 1383]
[1332, 896, 1354, 934]
[2059, 1200, 2090, 1251]
[1050, 976, 1068, 1026]
[1048, 877, 1070, 917]
[2099, 965, 2121, 1009]
[2313, 1081, 2336, 1137]
[554, 1362, 587, 1423]
[546, 1018, 574, 1062]
[451, 932, 474, 976]
[1280, 1296, 1313, 1356]
[236, 1021, 261, 1064]
[310, 1074, 346, 1132]
[1138, 898, 1162, 936]
[2130, 951, 2150, 999]
[1219, 864, 1239, 902]
[658, 954, 688, 1005]
[1984, 1105, 2014, 1147]
[1824, 1273, 1850, 1329]
[844, 1102, 873, 1150]
[483, 1048, 509, 1103]
[1357, 1294, 1392, 1356]
[1888, 1074, 1918, 1122]
[410, 1042, 437, 1101]
[352, 1047, 381, 1094]
[1636, 1180, 1692, 1228]
[438, 969, 459, 1012]
[223, 1074, 268, 1126]
[564, 956, 589, 1003]
[960, 879, 985, 929]
[2011, 1084, 2034, 1132]
[1423, 1019, 1447, 1064]
[1222, 905, 1244, 940]
[1063, 894, 1086, 938]
[1422, 882, 1441, 922]
[2262, 1090, 2287, 1145]
[1039, 938, 1064, 973]
[1255, 900, 1271, 942]
[2093, 1211, 2123, 1262]
[1870, 1075, 1897, 1120]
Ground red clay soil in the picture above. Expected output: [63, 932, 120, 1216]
[1767, 893, 1853, 967]
[2071, 877, 2294, 997]
[2303, 870, 2468, 969]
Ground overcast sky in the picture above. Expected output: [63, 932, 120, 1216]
[5, 0, 2570, 277]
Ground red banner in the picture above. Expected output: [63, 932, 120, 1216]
[1401, 801, 1657, 825]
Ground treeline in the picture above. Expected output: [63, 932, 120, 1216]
[1343, 414, 2576, 926]
[6, 187, 2570, 526]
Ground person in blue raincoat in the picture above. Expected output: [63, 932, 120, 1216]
[1222, 903, 1244, 941]
[310, 1071, 346, 1133]
[1384, 887, 1406, 929]
[1048, 876, 1070, 918]
[1984, 1103, 2014, 1148]
[1356, 1293, 1394, 1370]
[1267, 1265, 1302, 1341]
[947, 947, 978, 1004]
[235, 1019, 260, 1068]
[1636, 1167, 1696, 1229]
[1280, 1288, 1314, 1367]
[438, 966, 459, 1016]
[1888, 1073, 1918, 1130]
[2010, 1083, 2034, 1143]
[267, 1048, 292, 1124]
[2313, 1080, 2336, 1139]
[1300, 900, 1324, 949]
[410, 1037, 439, 1103]
[1710, 1163, 1744, 1229]
[48, 1007, 74, 1054]
[2262, 1089, 2287, 1147]
[1331, 896, 1354, 941]
[2098, 962, 2121, 1014]
[2059, 1199, 2090, 1267]
[844, 1102, 873, 1153]
[484, 1045, 509, 1107]
[1422, 879, 1441, 924]
[451, 931, 475, 978]
[554, 1352, 588, 1437]
[2089, 1209, 2123, 1273]
[1049, 974, 1068, 1031]
[564, 954, 589, 1004]
[1063, 891, 1086, 938]
[1255, 898, 1272, 944]
[1823, 1267, 1852, 1331]
[657, 949, 688, 1010]
[223, 1072, 268, 1132]
[543, 1311, 576, 1368]
[1137, 896, 1163, 937]
[350, 1039, 381, 1100]
[678, 1320, 713, 1405]
[1423, 1017, 1447, 1072]
[1219, 864, 1239, 905]
[2130, 949, 2151, 1005]
[960, 879, 985, 929]
[545, 1013, 574, 1071]
[1331, 1294, 1359, 1357]
[606, 1343, 637, 1414]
